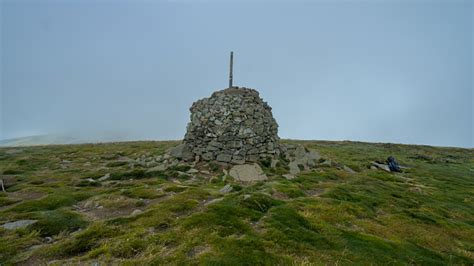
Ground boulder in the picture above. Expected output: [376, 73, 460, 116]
[229, 163, 267, 182]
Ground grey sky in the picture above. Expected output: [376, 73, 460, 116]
[1, 0, 473, 147]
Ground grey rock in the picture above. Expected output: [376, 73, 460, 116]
[229, 163, 267, 182]
[270, 158, 278, 168]
[2, 220, 37, 230]
[146, 164, 167, 173]
[131, 209, 143, 216]
[201, 152, 214, 161]
[320, 159, 332, 167]
[98, 173, 110, 181]
[247, 154, 259, 162]
[168, 144, 194, 161]
[187, 168, 199, 174]
[307, 150, 321, 161]
[371, 162, 391, 172]
[146, 162, 158, 168]
[117, 156, 133, 162]
[281, 144, 321, 170]
[231, 155, 245, 165]
[289, 161, 301, 175]
[169, 144, 185, 158]
[179, 171, 193, 178]
[204, 197, 224, 206]
[282, 174, 295, 180]
[216, 153, 232, 163]
[83, 200, 99, 209]
[219, 184, 233, 193]
[294, 145, 306, 159]
[343, 165, 356, 174]
[168, 159, 179, 167]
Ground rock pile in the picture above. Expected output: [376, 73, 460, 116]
[181, 87, 281, 164]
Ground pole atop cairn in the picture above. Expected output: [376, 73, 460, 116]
[229, 51, 233, 88]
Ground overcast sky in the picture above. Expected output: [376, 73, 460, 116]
[1, 0, 473, 147]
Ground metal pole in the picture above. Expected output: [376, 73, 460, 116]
[229, 51, 233, 88]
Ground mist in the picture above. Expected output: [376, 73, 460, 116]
[1, 1, 473, 147]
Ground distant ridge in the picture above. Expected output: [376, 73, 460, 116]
[0, 135, 85, 147]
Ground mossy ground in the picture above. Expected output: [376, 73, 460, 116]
[0, 140, 473, 265]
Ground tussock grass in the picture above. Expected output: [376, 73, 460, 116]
[31, 209, 88, 236]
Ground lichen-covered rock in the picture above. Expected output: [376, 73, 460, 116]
[182, 87, 281, 164]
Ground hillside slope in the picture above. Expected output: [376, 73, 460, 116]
[0, 140, 473, 264]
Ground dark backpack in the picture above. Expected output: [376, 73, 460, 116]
[387, 156, 401, 172]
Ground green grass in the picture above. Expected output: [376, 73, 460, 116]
[0, 197, 21, 207]
[0, 140, 472, 264]
[44, 222, 118, 257]
[2, 169, 24, 175]
[121, 186, 165, 199]
[7, 192, 92, 213]
[105, 161, 128, 167]
[31, 209, 88, 236]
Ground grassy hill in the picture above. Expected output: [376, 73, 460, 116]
[0, 140, 473, 265]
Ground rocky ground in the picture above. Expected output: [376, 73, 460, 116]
[0, 140, 473, 264]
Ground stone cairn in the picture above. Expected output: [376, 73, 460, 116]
[180, 87, 282, 164]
